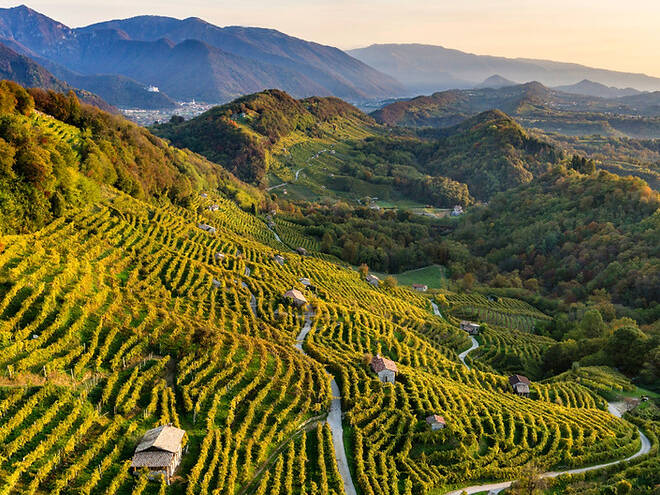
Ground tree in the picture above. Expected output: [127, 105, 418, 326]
[358, 263, 369, 279]
[510, 463, 549, 495]
[580, 309, 605, 338]
[605, 326, 649, 374]
[462, 272, 475, 290]
[383, 276, 397, 290]
[614, 480, 632, 495]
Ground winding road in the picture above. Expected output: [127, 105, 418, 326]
[457, 337, 479, 370]
[444, 421, 651, 495]
[295, 312, 358, 495]
[430, 301, 480, 370]
[441, 315, 650, 494]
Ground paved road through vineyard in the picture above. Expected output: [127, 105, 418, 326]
[295, 312, 358, 495]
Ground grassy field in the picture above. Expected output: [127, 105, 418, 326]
[375, 264, 448, 289]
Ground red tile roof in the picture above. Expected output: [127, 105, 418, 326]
[370, 354, 398, 373]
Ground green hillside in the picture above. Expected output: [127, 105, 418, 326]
[152, 90, 563, 203]
[0, 81, 657, 495]
[0, 82, 261, 234]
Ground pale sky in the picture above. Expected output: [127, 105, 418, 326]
[9, 0, 660, 77]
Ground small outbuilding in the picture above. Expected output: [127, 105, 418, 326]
[450, 205, 464, 217]
[412, 284, 428, 292]
[366, 274, 380, 287]
[215, 252, 225, 261]
[198, 223, 216, 234]
[131, 424, 185, 482]
[460, 321, 481, 335]
[284, 289, 308, 307]
[274, 254, 285, 265]
[370, 354, 398, 383]
[296, 247, 308, 256]
[509, 374, 531, 397]
[426, 414, 446, 430]
[299, 277, 312, 287]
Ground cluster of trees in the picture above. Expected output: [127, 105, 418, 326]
[0, 80, 261, 233]
[452, 167, 659, 323]
[277, 203, 464, 272]
[539, 306, 659, 386]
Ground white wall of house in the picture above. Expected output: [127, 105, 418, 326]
[377, 369, 396, 383]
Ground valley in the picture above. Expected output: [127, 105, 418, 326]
[0, 3, 657, 493]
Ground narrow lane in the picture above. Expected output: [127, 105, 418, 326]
[295, 312, 358, 495]
[458, 337, 479, 370]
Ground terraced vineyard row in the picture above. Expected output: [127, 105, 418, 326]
[0, 187, 646, 494]
[446, 293, 551, 332]
[462, 326, 556, 378]
[303, 301, 638, 494]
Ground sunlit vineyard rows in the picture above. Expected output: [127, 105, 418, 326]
[462, 325, 555, 378]
[446, 293, 551, 332]
[0, 187, 644, 494]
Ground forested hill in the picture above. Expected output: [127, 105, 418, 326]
[152, 89, 374, 183]
[452, 167, 660, 321]
[153, 90, 563, 202]
[0, 80, 260, 233]
[423, 110, 562, 199]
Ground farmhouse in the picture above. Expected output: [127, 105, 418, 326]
[412, 284, 428, 292]
[284, 289, 308, 307]
[509, 374, 531, 397]
[370, 354, 398, 383]
[131, 424, 185, 482]
[366, 274, 380, 287]
[426, 414, 446, 430]
[450, 205, 464, 217]
[460, 321, 481, 335]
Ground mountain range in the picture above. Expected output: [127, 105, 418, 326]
[372, 81, 660, 138]
[348, 43, 660, 95]
[0, 5, 403, 106]
[0, 40, 116, 111]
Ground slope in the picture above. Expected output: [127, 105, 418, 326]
[348, 43, 660, 94]
[0, 80, 657, 495]
[0, 80, 260, 233]
[153, 90, 563, 202]
[0, 5, 404, 102]
[451, 167, 660, 319]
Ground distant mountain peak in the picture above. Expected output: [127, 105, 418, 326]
[474, 74, 517, 89]
[554, 79, 642, 98]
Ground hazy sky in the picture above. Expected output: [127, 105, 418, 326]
[12, 0, 660, 77]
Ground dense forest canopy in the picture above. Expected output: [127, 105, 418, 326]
[452, 167, 659, 321]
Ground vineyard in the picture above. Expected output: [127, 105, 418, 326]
[0, 172, 651, 492]
[0, 184, 639, 494]
[461, 326, 555, 378]
[445, 293, 552, 332]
